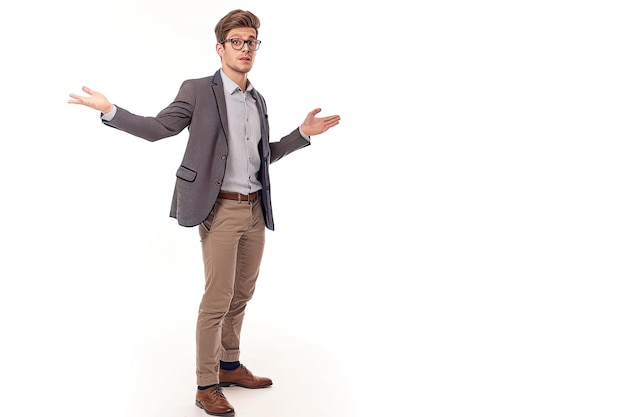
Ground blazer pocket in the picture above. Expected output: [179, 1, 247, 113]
[176, 165, 197, 182]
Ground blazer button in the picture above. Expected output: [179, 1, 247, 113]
[216, 181, 222, 186]
[221, 155, 226, 160]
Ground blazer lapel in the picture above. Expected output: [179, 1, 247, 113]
[211, 70, 230, 142]
[253, 89, 270, 159]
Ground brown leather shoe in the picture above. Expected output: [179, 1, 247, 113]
[195, 385, 235, 416]
[219, 364, 273, 389]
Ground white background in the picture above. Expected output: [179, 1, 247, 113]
[1, 1, 625, 416]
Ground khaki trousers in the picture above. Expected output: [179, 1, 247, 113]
[196, 198, 265, 386]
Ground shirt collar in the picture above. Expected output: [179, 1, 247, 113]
[220, 69, 254, 95]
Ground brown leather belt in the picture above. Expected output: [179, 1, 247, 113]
[218, 191, 260, 202]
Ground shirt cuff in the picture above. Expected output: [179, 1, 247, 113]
[299, 126, 310, 141]
[101, 105, 117, 121]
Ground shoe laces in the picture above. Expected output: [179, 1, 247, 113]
[209, 385, 227, 399]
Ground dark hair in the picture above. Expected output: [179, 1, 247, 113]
[214, 9, 260, 42]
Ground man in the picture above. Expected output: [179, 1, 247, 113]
[68, 9, 340, 417]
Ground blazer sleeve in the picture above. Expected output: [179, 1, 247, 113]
[101, 80, 196, 142]
[269, 128, 311, 164]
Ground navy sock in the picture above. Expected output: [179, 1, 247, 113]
[198, 383, 218, 390]
[220, 360, 241, 371]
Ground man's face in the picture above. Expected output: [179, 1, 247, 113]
[217, 27, 258, 76]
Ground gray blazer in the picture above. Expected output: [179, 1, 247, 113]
[102, 70, 310, 229]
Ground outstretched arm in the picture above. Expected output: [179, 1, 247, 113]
[68, 86, 113, 114]
[68, 80, 195, 142]
[300, 108, 341, 136]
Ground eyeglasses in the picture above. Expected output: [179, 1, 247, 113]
[221, 38, 262, 51]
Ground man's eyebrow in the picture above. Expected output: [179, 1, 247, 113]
[228, 31, 256, 38]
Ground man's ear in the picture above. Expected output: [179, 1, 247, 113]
[216, 43, 224, 58]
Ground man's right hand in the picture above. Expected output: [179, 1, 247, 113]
[68, 86, 113, 114]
